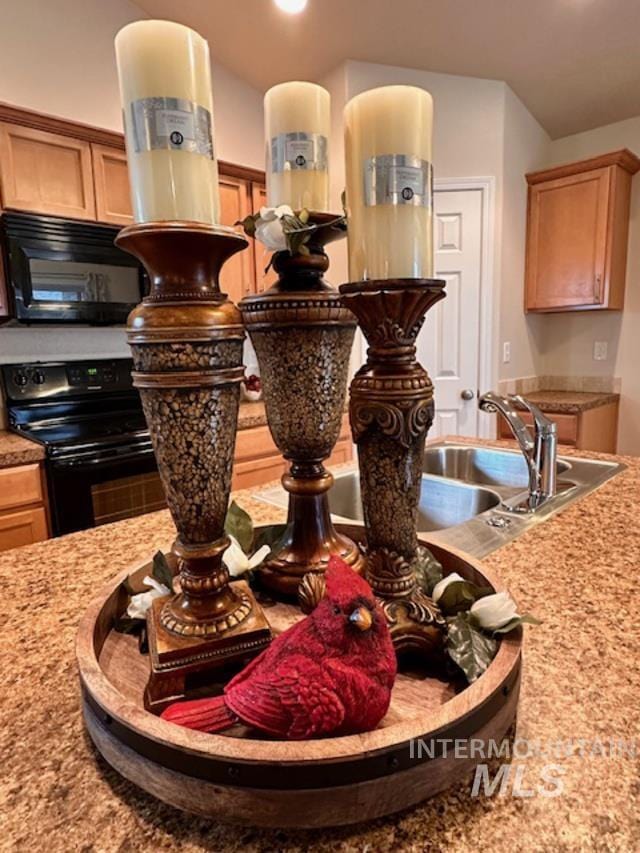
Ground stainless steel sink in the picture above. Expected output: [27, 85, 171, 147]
[328, 471, 501, 532]
[423, 445, 571, 490]
[252, 441, 625, 558]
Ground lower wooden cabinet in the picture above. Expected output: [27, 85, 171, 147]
[232, 414, 353, 491]
[0, 462, 50, 553]
[498, 402, 619, 453]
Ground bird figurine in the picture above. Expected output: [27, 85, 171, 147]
[160, 555, 397, 739]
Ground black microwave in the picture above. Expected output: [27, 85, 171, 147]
[1, 212, 145, 324]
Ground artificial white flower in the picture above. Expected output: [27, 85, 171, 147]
[127, 575, 171, 620]
[431, 571, 466, 604]
[254, 205, 294, 251]
[470, 591, 519, 631]
[223, 534, 271, 578]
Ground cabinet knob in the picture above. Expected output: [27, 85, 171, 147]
[461, 389, 475, 401]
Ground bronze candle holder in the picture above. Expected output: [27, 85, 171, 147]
[117, 221, 271, 709]
[240, 214, 364, 596]
[339, 279, 447, 655]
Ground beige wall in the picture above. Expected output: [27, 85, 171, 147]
[0, 0, 264, 365]
[542, 117, 640, 453]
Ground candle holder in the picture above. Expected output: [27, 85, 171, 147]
[117, 221, 272, 709]
[240, 214, 364, 596]
[339, 279, 447, 654]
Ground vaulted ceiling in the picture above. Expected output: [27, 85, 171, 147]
[133, 0, 640, 139]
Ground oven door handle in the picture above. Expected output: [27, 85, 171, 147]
[52, 446, 156, 468]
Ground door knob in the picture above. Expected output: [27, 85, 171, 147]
[460, 389, 475, 401]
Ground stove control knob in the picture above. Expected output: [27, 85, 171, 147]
[13, 371, 28, 387]
[32, 370, 45, 385]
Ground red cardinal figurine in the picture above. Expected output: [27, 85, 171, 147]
[161, 556, 397, 739]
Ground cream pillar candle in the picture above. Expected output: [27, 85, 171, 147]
[265, 81, 330, 212]
[344, 85, 434, 280]
[115, 20, 220, 224]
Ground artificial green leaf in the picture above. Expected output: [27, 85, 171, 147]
[253, 523, 288, 555]
[151, 550, 174, 589]
[446, 613, 498, 683]
[298, 208, 310, 224]
[235, 214, 257, 237]
[413, 546, 443, 596]
[340, 189, 347, 214]
[437, 580, 493, 616]
[225, 500, 254, 553]
[298, 242, 311, 255]
[491, 613, 541, 635]
[113, 616, 145, 635]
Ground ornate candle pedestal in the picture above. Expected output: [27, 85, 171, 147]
[339, 279, 447, 655]
[117, 221, 271, 710]
[240, 214, 364, 596]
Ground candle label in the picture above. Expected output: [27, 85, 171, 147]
[130, 97, 214, 159]
[270, 132, 328, 172]
[363, 155, 432, 207]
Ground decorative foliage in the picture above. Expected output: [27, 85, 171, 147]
[237, 205, 346, 263]
[413, 548, 539, 684]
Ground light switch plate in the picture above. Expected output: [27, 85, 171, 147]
[503, 342, 511, 364]
[593, 341, 608, 361]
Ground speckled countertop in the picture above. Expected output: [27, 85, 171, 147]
[1, 440, 639, 851]
[0, 403, 266, 471]
[512, 390, 619, 415]
[0, 430, 45, 469]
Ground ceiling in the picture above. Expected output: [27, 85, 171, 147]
[132, 0, 640, 139]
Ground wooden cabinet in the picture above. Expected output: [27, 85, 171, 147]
[525, 150, 640, 312]
[498, 401, 619, 453]
[0, 462, 50, 553]
[219, 173, 255, 305]
[250, 183, 278, 293]
[0, 122, 96, 220]
[91, 144, 133, 225]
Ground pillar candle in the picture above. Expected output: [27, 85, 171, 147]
[115, 20, 220, 224]
[344, 85, 434, 280]
[265, 82, 330, 212]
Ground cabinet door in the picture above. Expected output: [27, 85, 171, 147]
[218, 175, 256, 305]
[0, 506, 48, 553]
[526, 168, 610, 311]
[91, 144, 133, 225]
[251, 183, 278, 293]
[0, 122, 96, 220]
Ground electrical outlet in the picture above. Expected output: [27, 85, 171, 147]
[593, 341, 608, 361]
[503, 342, 511, 364]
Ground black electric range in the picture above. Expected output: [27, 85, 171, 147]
[2, 358, 165, 535]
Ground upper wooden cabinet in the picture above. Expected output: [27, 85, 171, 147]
[0, 122, 96, 220]
[251, 182, 278, 293]
[91, 144, 133, 226]
[525, 150, 640, 312]
[219, 173, 255, 305]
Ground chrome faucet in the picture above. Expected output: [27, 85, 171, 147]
[479, 392, 558, 509]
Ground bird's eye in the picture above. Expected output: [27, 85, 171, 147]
[333, 604, 341, 615]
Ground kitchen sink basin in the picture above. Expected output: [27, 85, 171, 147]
[328, 472, 501, 532]
[423, 445, 571, 490]
[252, 441, 625, 558]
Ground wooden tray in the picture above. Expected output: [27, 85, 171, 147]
[76, 525, 522, 828]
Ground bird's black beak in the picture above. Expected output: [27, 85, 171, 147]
[349, 605, 373, 632]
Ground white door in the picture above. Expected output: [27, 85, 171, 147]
[417, 186, 485, 437]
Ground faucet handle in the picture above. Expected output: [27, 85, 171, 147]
[510, 395, 557, 436]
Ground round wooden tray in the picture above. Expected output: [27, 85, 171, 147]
[76, 525, 522, 828]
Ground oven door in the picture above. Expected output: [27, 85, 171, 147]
[3, 212, 144, 324]
[47, 442, 167, 536]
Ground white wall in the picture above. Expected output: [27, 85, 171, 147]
[499, 85, 550, 382]
[0, 0, 264, 365]
[543, 117, 640, 454]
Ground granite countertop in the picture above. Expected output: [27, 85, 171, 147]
[0, 404, 266, 471]
[1, 440, 639, 851]
[512, 390, 620, 415]
[0, 430, 46, 469]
